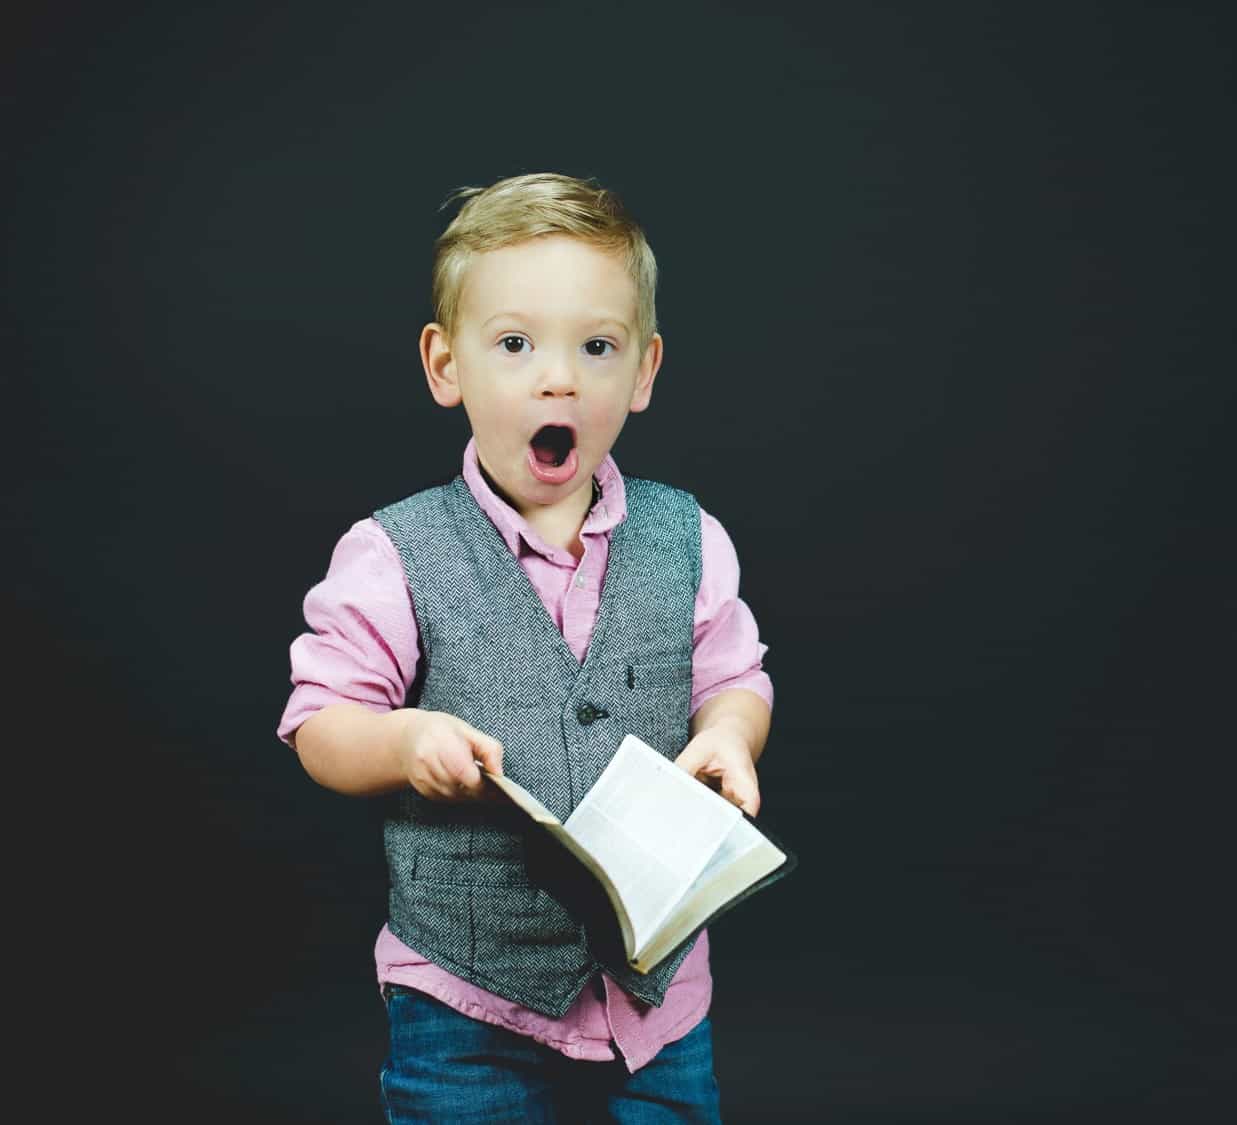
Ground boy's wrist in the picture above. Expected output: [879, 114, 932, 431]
[690, 689, 771, 764]
[383, 707, 422, 776]
[713, 721, 759, 764]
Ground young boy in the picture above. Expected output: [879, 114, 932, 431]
[278, 172, 773, 1122]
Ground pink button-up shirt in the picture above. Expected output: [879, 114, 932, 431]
[278, 440, 772, 1071]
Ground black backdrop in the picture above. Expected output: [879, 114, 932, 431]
[5, 2, 1234, 1122]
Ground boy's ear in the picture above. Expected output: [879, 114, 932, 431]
[421, 323, 462, 407]
[628, 333, 663, 414]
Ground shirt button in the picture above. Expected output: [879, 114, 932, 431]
[574, 574, 585, 588]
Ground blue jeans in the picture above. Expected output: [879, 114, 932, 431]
[379, 984, 723, 1123]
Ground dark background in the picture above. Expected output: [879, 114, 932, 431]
[5, 2, 1234, 1121]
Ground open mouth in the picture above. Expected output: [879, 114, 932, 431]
[530, 424, 575, 468]
[527, 424, 579, 486]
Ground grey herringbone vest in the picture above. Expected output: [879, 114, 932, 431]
[372, 474, 702, 1017]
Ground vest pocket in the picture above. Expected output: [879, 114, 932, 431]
[392, 873, 474, 975]
[622, 658, 694, 757]
[471, 884, 592, 996]
[411, 853, 530, 886]
[625, 657, 693, 691]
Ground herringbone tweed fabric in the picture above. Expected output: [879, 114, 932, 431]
[372, 474, 702, 1017]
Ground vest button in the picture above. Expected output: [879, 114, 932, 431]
[576, 703, 608, 725]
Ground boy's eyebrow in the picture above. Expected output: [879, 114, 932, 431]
[589, 318, 632, 335]
[481, 312, 632, 335]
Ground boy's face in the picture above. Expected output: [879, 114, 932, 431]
[422, 235, 661, 523]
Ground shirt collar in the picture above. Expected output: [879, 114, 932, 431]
[461, 437, 628, 561]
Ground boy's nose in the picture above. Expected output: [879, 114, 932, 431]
[536, 359, 578, 397]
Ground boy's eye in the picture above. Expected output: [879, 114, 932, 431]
[584, 339, 614, 357]
[500, 335, 529, 354]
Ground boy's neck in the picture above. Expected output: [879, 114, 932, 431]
[477, 462, 598, 561]
[525, 505, 587, 560]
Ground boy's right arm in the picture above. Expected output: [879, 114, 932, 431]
[281, 518, 501, 802]
[293, 702, 503, 800]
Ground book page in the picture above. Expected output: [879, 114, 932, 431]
[484, 769, 636, 955]
[631, 817, 787, 972]
[691, 815, 767, 884]
[563, 734, 741, 954]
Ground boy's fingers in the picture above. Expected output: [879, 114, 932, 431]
[471, 734, 504, 777]
[725, 777, 761, 817]
[443, 747, 485, 793]
[709, 763, 759, 816]
[445, 716, 503, 774]
[675, 748, 726, 794]
[428, 753, 468, 795]
[673, 742, 708, 774]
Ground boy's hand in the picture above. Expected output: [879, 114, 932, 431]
[674, 728, 761, 816]
[392, 709, 503, 801]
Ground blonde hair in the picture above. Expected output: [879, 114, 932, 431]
[431, 172, 658, 349]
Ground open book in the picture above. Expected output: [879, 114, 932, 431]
[486, 734, 794, 974]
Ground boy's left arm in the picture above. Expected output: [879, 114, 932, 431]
[676, 688, 771, 816]
[677, 507, 772, 816]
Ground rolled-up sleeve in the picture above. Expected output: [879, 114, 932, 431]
[276, 518, 419, 747]
[691, 509, 773, 715]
